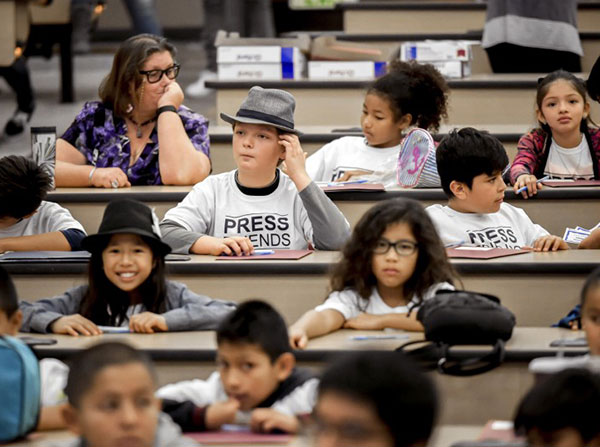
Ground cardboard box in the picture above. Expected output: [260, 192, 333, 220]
[218, 62, 304, 80]
[400, 40, 474, 62]
[311, 35, 396, 62]
[308, 61, 386, 80]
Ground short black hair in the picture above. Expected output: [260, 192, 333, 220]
[0, 155, 52, 219]
[318, 351, 438, 447]
[64, 342, 156, 408]
[216, 300, 291, 362]
[581, 266, 600, 308]
[436, 128, 509, 198]
[0, 266, 18, 318]
[514, 368, 600, 444]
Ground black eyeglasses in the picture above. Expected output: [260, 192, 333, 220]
[138, 64, 180, 83]
[373, 239, 418, 256]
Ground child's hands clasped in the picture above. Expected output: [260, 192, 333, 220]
[514, 174, 542, 198]
[129, 312, 168, 333]
[532, 235, 569, 252]
[50, 314, 102, 336]
[205, 399, 240, 430]
[250, 408, 300, 433]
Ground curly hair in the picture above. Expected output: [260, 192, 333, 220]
[368, 60, 449, 132]
[330, 198, 456, 307]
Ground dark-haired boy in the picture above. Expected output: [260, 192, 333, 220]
[0, 155, 86, 252]
[62, 341, 195, 447]
[314, 351, 438, 447]
[426, 128, 568, 251]
[514, 368, 600, 447]
[157, 300, 318, 433]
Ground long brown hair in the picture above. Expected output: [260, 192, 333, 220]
[98, 34, 176, 118]
[330, 198, 457, 306]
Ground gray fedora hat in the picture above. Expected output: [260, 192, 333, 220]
[220, 86, 301, 134]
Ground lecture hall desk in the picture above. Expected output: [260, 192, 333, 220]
[28, 327, 588, 425]
[337, 1, 600, 34]
[7, 249, 600, 326]
[48, 184, 600, 237]
[206, 75, 600, 127]
[208, 124, 523, 175]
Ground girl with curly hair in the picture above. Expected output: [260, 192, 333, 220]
[289, 198, 457, 349]
[305, 60, 449, 187]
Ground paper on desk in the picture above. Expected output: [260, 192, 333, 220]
[216, 249, 313, 260]
[446, 247, 531, 259]
[97, 326, 130, 334]
[319, 182, 385, 192]
[0, 251, 91, 262]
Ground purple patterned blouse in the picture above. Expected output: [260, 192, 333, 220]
[61, 101, 210, 185]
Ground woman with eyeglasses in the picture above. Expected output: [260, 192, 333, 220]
[55, 34, 211, 188]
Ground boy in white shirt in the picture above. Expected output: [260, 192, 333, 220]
[160, 86, 350, 255]
[426, 128, 568, 251]
[0, 155, 86, 252]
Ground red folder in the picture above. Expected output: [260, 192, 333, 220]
[447, 247, 531, 259]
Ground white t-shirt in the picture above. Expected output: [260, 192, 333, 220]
[544, 136, 594, 179]
[306, 136, 400, 184]
[162, 171, 317, 250]
[314, 282, 454, 319]
[0, 201, 84, 238]
[426, 203, 549, 248]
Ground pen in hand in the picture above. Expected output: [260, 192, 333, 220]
[516, 176, 550, 194]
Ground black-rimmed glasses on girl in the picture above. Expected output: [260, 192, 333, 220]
[373, 239, 418, 256]
[139, 64, 180, 83]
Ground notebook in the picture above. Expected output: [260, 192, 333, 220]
[318, 182, 385, 192]
[446, 247, 531, 259]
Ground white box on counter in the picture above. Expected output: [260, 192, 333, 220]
[308, 61, 387, 80]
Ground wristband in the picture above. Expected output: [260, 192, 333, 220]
[88, 166, 97, 185]
[156, 105, 178, 117]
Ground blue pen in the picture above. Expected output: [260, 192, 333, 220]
[327, 179, 368, 187]
[253, 249, 275, 255]
[516, 176, 550, 194]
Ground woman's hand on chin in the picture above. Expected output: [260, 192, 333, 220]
[157, 82, 184, 109]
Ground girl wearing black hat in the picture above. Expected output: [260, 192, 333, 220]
[19, 199, 236, 335]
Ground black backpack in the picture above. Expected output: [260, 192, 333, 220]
[397, 290, 516, 376]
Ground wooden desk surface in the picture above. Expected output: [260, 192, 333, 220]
[47, 184, 600, 236]
[8, 250, 600, 326]
[27, 328, 585, 426]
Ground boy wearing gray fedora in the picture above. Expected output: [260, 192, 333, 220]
[160, 86, 350, 255]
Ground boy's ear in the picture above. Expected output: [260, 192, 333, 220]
[9, 310, 22, 336]
[62, 404, 82, 436]
[274, 352, 295, 381]
[449, 180, 468, 199]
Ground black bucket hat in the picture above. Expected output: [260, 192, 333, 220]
[81, 199, 171, 256]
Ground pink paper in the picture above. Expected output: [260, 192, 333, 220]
[186, 431, 291, 444]
[542, 180, 600, 187]
[447, 247, 531, 259]
[216, 250, 313, 260]
[321, 183, 385, 192]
